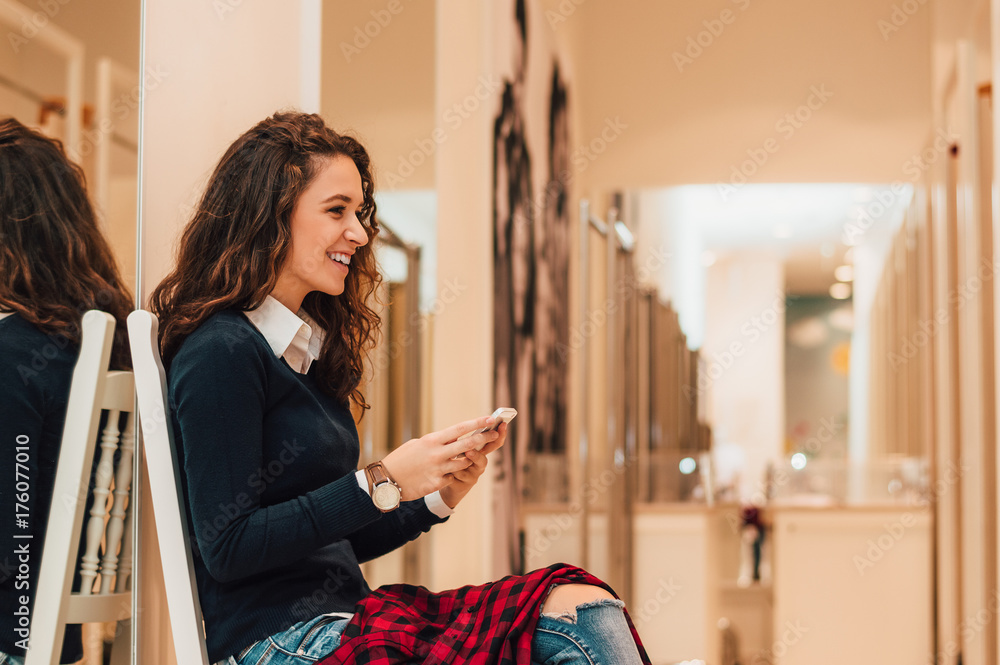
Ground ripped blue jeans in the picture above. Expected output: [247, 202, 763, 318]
[531, 596, 644, 664]
[221, 596, 642, 665]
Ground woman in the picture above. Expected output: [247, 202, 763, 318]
[0, 118, 134, 664]
[150, 111, 647, 665]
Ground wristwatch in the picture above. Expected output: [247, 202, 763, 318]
[365, 461, 401, 513]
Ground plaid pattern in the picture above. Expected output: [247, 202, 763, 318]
[317, 563, 651, 665]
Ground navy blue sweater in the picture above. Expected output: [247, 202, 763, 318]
[168, 310, 446, 662]
[0, 314, 83, 663]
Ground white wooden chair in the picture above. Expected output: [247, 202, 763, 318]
[127, 309, 211, 665]
[27, 310, 134, 665]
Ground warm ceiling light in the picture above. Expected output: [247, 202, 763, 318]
[830, 282, 852, 299]
[834, 265, 854, 282]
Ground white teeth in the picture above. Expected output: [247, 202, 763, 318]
[328, 252, 351, 266]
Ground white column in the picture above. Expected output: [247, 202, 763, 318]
[427, 0, 497, 589]
[139, 1, 318, 302]
[137, 2, 320, 660]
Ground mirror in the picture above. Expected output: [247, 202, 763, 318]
[0, 0, 140, 662]
[0, 0, 140, 293]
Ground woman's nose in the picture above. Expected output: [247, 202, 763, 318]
[348, 213, 370, 247]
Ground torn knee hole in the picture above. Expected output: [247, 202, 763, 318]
[541, 598, 625, 623]
[575, 598, 625, 612]
[541, 610, 578, 623]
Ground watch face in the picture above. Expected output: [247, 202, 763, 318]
[373, 482, 400, 510]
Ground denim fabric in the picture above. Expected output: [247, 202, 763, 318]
[530, 598, 643, 665]
[218, 598, 641, 665]
[221, 615, 351, 665]
[0, 652, 25, 665]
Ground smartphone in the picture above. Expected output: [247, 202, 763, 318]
[457, 407, 517, 451]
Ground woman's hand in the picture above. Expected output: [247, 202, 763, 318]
[439, 422, 507, 508]
[380, 415, 501, 501]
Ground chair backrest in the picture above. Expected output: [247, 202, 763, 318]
[27, 310, 134, 665]
[127, 309, 211, 665]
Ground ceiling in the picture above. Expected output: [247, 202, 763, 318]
[563, 0, 933, 189]
[666, 183, 912, 295]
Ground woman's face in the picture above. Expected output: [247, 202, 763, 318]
[273, 154, 369, 311]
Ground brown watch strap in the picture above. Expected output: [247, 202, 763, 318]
[366, 461, 395, 492]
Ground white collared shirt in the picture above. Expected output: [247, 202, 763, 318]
[243, 295, 453, 518]
[244, 295, 323, 374]
[0, 311, 13, 321]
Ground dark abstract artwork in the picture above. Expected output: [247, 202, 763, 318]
[492, 0, 570, 574]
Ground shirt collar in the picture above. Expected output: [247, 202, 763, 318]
[0, 311, 11, 322]
[243, 295, 324, 374]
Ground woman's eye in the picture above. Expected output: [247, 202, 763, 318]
[328, 206, 346, 215]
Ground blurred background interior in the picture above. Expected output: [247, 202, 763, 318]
[5, 0, 996, 663]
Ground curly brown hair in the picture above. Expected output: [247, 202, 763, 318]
[0, 117, 133, 370]
[149, 111, 383, 411]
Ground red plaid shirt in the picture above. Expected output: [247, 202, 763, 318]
[317, 563, 651, 665]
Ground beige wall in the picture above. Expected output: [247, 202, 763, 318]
[321, 0, 436, 190]
[139, 2, 316, 300]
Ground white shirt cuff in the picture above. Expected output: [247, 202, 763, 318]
[424, 491, 455, 518]
[356, 469, 454, 518]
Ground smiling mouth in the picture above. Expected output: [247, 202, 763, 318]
[328, 252, 351, 271]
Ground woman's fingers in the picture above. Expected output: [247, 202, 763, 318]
[466, 450, 488, 473]
[431, 415, 495, 445]
[450, 451, 488, 481]
[478, 422, 507, 455]
[443, 428, 499, 458]
[443, 455, 476, 476]
[387, 418, 503, 498]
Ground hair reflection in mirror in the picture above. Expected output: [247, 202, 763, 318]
[0, 117, 133, 664]
[0, 117, 133, 370]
